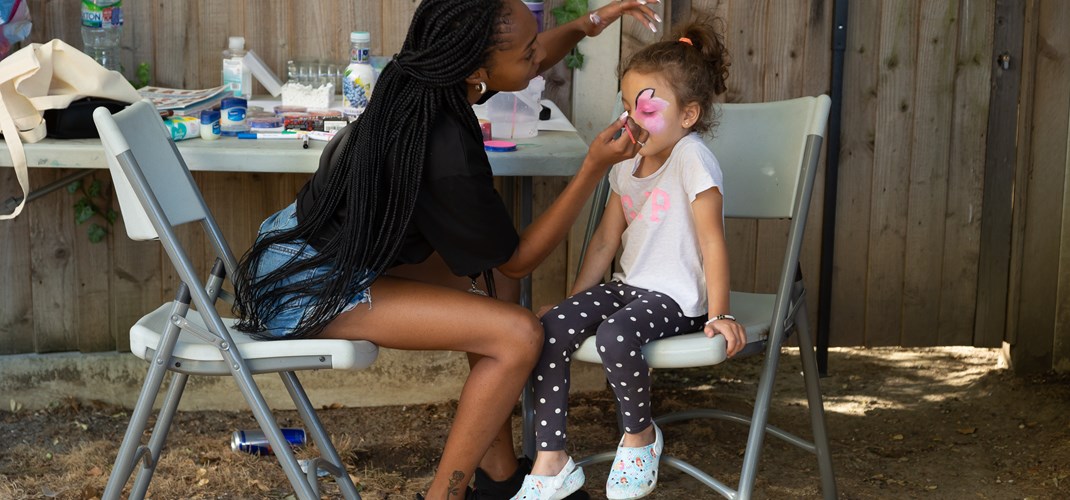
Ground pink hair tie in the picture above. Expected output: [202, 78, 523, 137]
[678, 37, 693, 46]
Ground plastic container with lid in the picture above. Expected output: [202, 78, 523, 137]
[486, 76, 544, 139]
[222, 36, 252, 98]
[342, 31, 376, 109]
[200, 109, 221, 140]
[248, 115, 283, 132]
[164, 116, 200, 141]
[220, 97, 249, 135]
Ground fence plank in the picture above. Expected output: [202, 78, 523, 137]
[1011, 0, 1069, 371]
[829, 0, 880, 347]
[976, 0, 1025, 348]
[122, 0, 154, 83]
[755, 0, 808, 295]
[25, 0, 82, 46]
[110, 201, 161, 353]
[1056, 103, 1070, 371]
[799, 0, 832, 338]
[721, 0, 768, 292]
[381, 0, 420, 57]
[940, 0, 994, 346]
[28, 170, 78, 352]
[900, 0, 957, 347]
[0, 167, 35, 355]
[532, 177, 571, 309]
[73, 174, 114, 352]
[864, 0, 919, 346]
[152, 0, 192, 88]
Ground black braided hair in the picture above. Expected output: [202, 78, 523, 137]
[233, 0, 510, 339]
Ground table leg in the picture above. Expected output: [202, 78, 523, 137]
[519, 176, 536, 459]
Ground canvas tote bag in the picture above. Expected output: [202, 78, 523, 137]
[0, 39, 140, 219]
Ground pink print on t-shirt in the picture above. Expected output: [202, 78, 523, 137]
[621, 188, 671, 223]
[621, 194, 642, 222]
[646, 188, 670, 222]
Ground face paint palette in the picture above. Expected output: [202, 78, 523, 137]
[484, 140, 518, 152]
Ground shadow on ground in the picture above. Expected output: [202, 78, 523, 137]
[2, 347, 1068, 499]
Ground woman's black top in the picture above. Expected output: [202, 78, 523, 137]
[294, 109, 520, 277]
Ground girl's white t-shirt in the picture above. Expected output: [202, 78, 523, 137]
[608, 133, 724, 317]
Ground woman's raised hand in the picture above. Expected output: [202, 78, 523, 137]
[586, 115, 648, 171]
[585, 0, 663, 37]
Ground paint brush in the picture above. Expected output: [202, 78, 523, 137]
[619, 111, 638, 144]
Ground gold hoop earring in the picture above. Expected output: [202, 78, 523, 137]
[477, 81, 488, 95]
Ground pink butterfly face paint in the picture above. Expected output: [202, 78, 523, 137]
[634, 88, 671, 134]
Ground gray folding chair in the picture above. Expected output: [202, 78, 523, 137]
[93, 100, 378, 500]
[527, 95, 835, 499]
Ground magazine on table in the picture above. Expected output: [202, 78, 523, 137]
[137, 85, 231, 115]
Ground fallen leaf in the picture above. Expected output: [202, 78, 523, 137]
[196, 478, 209, 486]
[87, 466, 102, 477]
[956, 427, 977, 435]
[891, 434, 904, 441]
[925, 485, 938, 490]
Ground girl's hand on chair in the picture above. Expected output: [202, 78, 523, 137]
[706, 319, 747, 357]
[586, 116, 648, 170]
[585, 1, 663, 36]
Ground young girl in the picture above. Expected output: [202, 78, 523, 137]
[512, 20, 745, 500]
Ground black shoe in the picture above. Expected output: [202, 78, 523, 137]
[470, 457, 589, 499]
[471, 456, 531, 499]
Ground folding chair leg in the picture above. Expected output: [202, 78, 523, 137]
[793, 303, 838, 500]
[104, 292, 192, 500]
[279, 371, 361, 500]
[102, 359, 175, 500]
[521, 379, 536, 459]
[129, 372, 189, 499]
[736, 326, 783, 500]
[224, 351, 320, 500]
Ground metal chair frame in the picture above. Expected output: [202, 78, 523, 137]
[525, 95, 836, 500]
[94, 100, 376, 500]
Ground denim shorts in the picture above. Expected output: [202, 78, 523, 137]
[253, 202, 371, 338]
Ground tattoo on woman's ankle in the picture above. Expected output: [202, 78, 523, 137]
[447, 470, 465, 498]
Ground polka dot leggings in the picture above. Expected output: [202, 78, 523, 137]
[532, 281, 705, 451]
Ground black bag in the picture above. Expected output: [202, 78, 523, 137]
[42, 97, 129, 139]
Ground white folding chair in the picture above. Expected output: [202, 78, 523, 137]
[93, 100, 378, 500]
[528, 95, 835, 499]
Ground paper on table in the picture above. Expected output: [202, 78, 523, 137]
[472, 99, 576, 132]
[243, 97, 578, 132]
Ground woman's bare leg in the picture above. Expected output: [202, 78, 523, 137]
[321, 273, 539, 500]
[387, 255, 526, 482]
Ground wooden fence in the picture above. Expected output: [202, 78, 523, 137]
[2, 0, 1068, 372]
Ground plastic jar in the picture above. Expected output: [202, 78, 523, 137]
[248, 115, 283, 132]
[200, 109, 221, 140]
[220, 97, 248, 135]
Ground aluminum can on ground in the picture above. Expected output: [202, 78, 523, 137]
[231, 428, 306, 455]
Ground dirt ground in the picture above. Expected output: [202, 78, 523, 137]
[1, 346, 1068, 499]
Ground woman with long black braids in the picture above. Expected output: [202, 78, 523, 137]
[233, 1, 658, 498]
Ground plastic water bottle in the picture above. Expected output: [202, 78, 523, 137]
[342, 31, 376, 109]
[80, 0, 123, 71]
[222, 36, 252, 98]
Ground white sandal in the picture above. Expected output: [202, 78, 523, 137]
[509, 457, 586, 500]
